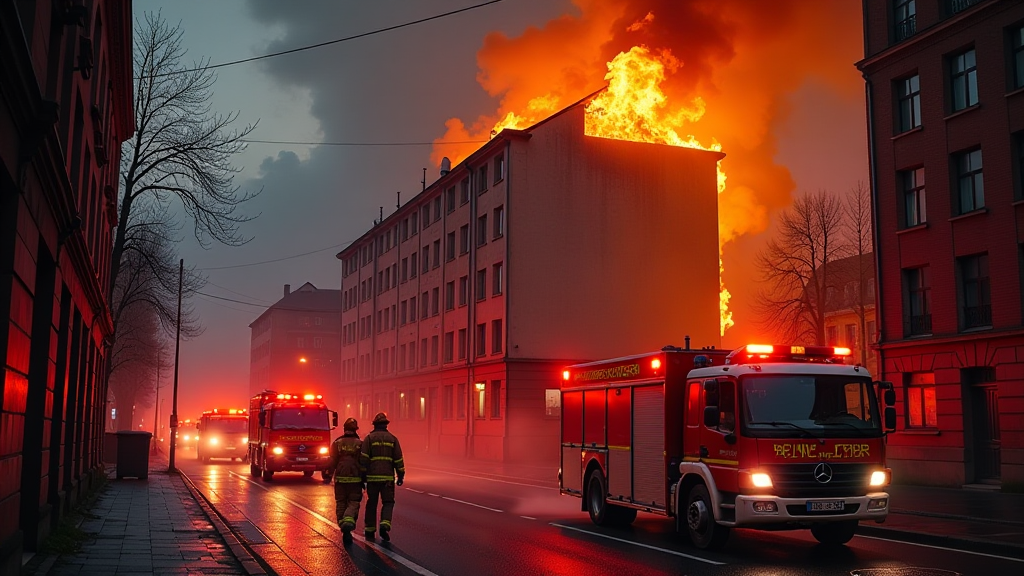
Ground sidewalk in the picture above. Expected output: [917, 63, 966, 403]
[21, 448, 267, 576]
[21, 450, 1024, 576]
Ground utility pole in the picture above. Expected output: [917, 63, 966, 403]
[169, 258, 183, 472]
[152, 350, 161, 453]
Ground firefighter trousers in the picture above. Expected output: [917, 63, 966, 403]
[333, 483, 363, 530]
[363, 481, 395, 534]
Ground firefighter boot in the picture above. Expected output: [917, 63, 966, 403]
[379, 525, 390, 542]
[364, 529, 375, 541]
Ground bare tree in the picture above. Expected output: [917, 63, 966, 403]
[753, 190, 846, 344]
[844, 181, 874, 366]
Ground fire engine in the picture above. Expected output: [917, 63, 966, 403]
[195, 408, 249, 463]
[558, 342, 896, 549]
[247, 390, 338, 481]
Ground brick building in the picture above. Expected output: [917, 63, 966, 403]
[335, 101, 723, 465]
[821, 253, 879, 377]
[858, 0, 1024, 488]
[249, 283, 342, 400]
[0, 0, 134, 571]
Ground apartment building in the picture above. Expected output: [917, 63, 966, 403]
[821, 253, 879, 377]
[249, 283, 342, 399]
[858, 0, 1024, 488]
[336, 100, 724, 464]
[0, 1, 133, 570]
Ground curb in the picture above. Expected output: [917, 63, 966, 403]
[177, 471, 273, 576]
[856, 524, 1024, 559]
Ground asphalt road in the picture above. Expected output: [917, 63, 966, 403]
[177, 454, 1024, 576]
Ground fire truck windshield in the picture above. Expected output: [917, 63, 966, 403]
[206, 418, 247, 434]
[270, 408, 330, 430]
[741, 375, 883, 438]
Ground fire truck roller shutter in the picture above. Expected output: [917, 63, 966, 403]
[633, 385, 667, 508]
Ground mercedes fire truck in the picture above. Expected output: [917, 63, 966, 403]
[558, 343, 896, 549]
[248, 390, 338, 481]
[195, 408, 249, 463]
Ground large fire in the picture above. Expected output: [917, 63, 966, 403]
[476, 46, 735, 336]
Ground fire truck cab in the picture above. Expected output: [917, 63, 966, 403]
[248, 390, 338, 482]
[195, 408, 248, 463]
[559, 343, 896, 549]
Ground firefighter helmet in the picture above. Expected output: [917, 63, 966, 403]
[343, 417, 358, 431]
[372, 412, 390, 425]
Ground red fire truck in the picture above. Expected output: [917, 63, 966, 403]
[195, 408, 249, 463]
[247, 390, 338, 481]
[558, 343, 896, 549]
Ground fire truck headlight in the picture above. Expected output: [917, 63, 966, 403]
[869, 469, 890, 486]
[209, 437, 219, 445]
[272, 446, 284, 455]
[183, 435, 191, 442]
[751, 473, 773, 488]
[319, 447, 328, 455]
[242, 437, 248, 444]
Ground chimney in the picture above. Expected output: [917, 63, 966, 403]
[284, 284, 291, 297]
[440, 156, 451, 177]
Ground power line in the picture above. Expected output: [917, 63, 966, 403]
[241, 138, 487, 147]
[198, 241, 352, 271]
[204, 279, 274, 304]
[147, 0, 503, 79]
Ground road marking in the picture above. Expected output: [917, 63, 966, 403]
[855, 534, 1024, 563]
[520, 516, 537, 520]
[440, 496, 503, 512]
[224, 471, 442, 576]
[415, 468, 553, 489]
[549, 523, 726, 565]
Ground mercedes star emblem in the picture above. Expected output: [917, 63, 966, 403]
[813, 462, 833, 484]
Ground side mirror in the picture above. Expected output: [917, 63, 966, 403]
[258, 411, 266, 426]
[884, 389, 896, 407]
[885, 407, 897, 431]
[703, 379, 719, 406]
[331, 411, 339, 429]
[703, 406, 720, 428]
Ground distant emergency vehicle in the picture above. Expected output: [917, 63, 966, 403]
[196, 408, 249, 463]
[559, 342, 896, 549]
[247, 390, 338, 481]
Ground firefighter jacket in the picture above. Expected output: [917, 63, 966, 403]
[361, 426, 405, 483]
[326, 431, 365, 484]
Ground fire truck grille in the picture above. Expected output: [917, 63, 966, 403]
[764, 463, 874, 498]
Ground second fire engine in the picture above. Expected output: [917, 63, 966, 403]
[248, 390, 338, 481]
[559, 342, 896, 549]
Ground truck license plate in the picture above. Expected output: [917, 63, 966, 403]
[807, 500, 845, 512]
[296, 457, 308, 462]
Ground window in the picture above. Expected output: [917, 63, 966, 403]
[826, 326, 838, 346]
[422, 203, 431, 227]
[460, 178, 470, 205]
[476, 269, 486, 301]
[459, 224, 470, 254]
[433, 239, 441, 268]
[896, 74, 921, 132]
[1012, 25, 1024, 90]
[410, 253, 418, 278]
[954, 148, 984, 213]
[867, 320, 877, 344]
[492, 262, 503, 295]
[411, 213, 418, 235]
[314, 337, 323, 349]
[476, 323, 486, 357]
[959, 253, 991, 329]
[421, 292, 429, 319]
[477, 215, 488, 246]
[431, 287, 439, 316]
[459, 275, 468, 306]
[494, 154, 504, 183]
[477, 165, 488, 194]
[458, 328, 467, 360]
[950, 48, 978, 111]
[446, 232, 456, 261]
[894, 0, 916, 42]
[443, 385, 453, 419]
[409, 342, 417, 369]
[420, 338, 428, 367]
[446, 187, 456, 213]
[445, 281, 455, 310]
[431, 335, 439, 365]
[903, 266, 932, 336]
[296, 337, 305, 349]
[444, 331, 454, 363]
[422, 246, 430, 273]
[433, 196, 442, 222]
[490, 380, 501, 418]
[844, 324, 857, 348]
[410, 296, 417, 321]
[457, 383, 466, 419]
[905, 372, 937, 428]
[1014, 132, 1024, 201]
[475, 382, 486, 418]
[401, 258, 408, 282]
[900, 167, 926, 227]
[491, 319, 502, 354]
[493, 206, 504, 239]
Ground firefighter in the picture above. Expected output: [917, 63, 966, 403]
[325, 417, 365, 544]
[360, 412, 405, 542]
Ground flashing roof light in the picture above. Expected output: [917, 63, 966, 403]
[833, 347, 853, 357]
[651, 358, 662, 370]
[726, 343, 855, 365]
[562, 370, 570, 381]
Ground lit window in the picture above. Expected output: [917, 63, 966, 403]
[905, 372, 937, 428]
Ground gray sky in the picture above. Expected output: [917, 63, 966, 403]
[130, 0, 868, 422]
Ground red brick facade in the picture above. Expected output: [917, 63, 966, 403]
[0, 1, 133, 570]
[858, 0, 1024, 488]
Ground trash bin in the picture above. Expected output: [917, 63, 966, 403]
[115, 430, 152, 479]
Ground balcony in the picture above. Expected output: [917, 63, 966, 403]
[962, 304, 992, 329]
[903, 313, 932, 336]
[947, 0, 981, 16]
[894, 15, 917, 42]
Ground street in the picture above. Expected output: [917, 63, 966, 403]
[177, 453, 1024, 576]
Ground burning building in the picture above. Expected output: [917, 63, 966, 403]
[335, 97, 722, 463]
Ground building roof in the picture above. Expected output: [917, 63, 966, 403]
[248, 282, 340, 327]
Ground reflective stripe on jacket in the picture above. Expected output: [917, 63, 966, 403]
[327, 432, 364, 483]
[360, 427, 404, 483]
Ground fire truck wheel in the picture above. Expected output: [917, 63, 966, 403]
[685, 484, 730, 550]
[303, 470, 315, 478]
[810, 520, 857, 545]
[587, 472, 611, 526]
[262, 469, 274, 481]
[250, 463, 260, 478]
[320, 470, 331, 482]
